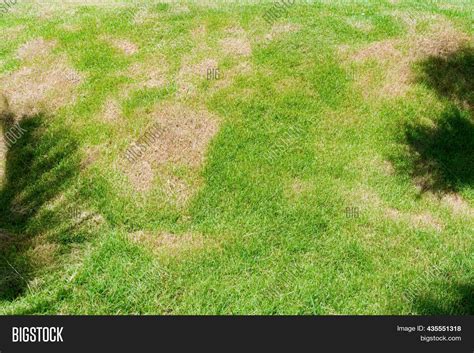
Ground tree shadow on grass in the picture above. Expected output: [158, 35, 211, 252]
[0, 112, 81, 301]
[399, 47, 474, 315]
[413, 283, 474, 315]
[417, 47, 474, 111]
[394, 46, 474, 194]
[402, 107, 474, 193]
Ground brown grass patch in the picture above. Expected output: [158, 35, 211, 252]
[151, 104, 218, 166]
[143, 103, 219, 167]
[171, 3, 190, 14]
[122, 104, 219, 195]
[390, 10, 440, 33]
[351, 186, 444, 231]
[160, 173, 192, 205]
[263, 23, 301, 43]
[17, 38, 56, 61]
[106, 37, 139, 56]
[27, 243, 59, 268]
[60, 23, 81, 32]
[191, 24, 207, 39]
[129, 231, 208, 256]
[119, 58, 169, 98]
[1, 56, 82, 118]
[411, 212, 443, 232]
[441, 193, 474, 217]
[348, 19, 471, 98]
[101, 98, 122, 122]
[176, 57, 219, 97]
[220, 37, 252, 56]
[351, 39, 401, 62]
[386, 208, 443, 232]
[286, 178, 312, 199]
[126, 160, 155, 192]
[179, 58, 218, 80]
[3, 25, 27, 41]
[220, 27, 252, 57]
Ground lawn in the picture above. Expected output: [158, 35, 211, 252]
[0, 0, 472, 314]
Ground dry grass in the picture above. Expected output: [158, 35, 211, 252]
[122, 104, 218, 198]
[2, 41, 82, 117]
[101, 98, 122, 122]
[128, 231, 209, 256]
[346, 19, 471, 99]
[350, 39, 401, 62]
[16, 38, 57, 61]
[126, 160, 155, 192]
[105, 37, 139, 56]
[147, 103, 219, 166]
[286, 178, 313, 199]
[386, 208, 443, 232]
[220, 26, 252, 56]
[441, 193, 474, 217]
[263, 23, 301, 43]
[177, 57, 219, 95]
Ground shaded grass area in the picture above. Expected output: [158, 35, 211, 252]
[0, 1, 472, 314]
[402, 107, 474, 193]
[393, 47, 474, 194]
[0, 114, 81, 300]
[414, 283, 474, 315]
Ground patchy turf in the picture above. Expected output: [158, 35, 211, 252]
[0, 0, 472, 315]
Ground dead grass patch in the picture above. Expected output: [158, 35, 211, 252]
[179, 58, 218, 80]
[351, 39, 401, 62]
[351, 186, 444, 231]
[171, 3, 190, 14]
[147, 103, 219, 167]
[220, 37, 252, 57]
[17, 38, 56, 61]
[287, 178, 313, 199]
[118, 58, 169, 99]
[4, 25, 27, 41]
[101, 98, 122, 122]
[176, 57, 219, 96]
[27, 243, 59, 268]
[351, 186, 384, 208]
[390, 10, 442, 34]
[386, 208, 443, 232]
[220, 26, 252, 57]
[413, 24, 471, 58]
[347, 19, 471, 98]
[262, 23, 301, 44]
[122, 103, 219, 195]
[410, 212, 443, 232]
[441, 193, 474, 217]
[128, 231, 209, 256]
[158, 171, 194, 206]
[105, 37, 139, 56]
[59, 23, 81, 32]
[1, 55, 82, 118]
[126, 160, 154, 192]
[191, 24, 207, 40]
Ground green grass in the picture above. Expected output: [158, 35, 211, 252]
[0, 0, 472, 314]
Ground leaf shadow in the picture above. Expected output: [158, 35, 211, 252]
[392, 46, 474, 195]
[0, 112, 81, 300]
